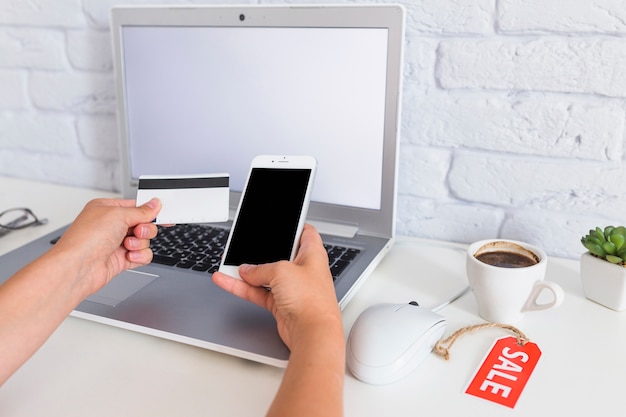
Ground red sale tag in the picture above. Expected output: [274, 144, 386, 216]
[465, 336, 541, 408]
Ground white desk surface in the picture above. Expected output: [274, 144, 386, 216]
[0, 176, 624, 416]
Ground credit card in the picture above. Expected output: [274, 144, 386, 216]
[136, 174, 229, 224]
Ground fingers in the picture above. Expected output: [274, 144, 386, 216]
[212, 271, 271, 310]
[108, 197, 162, 225]
[212, 224, 328, 310]
[293, 224, 329, 268]
[117, 198, 161, 239]
[123, 227, 155, 266]
[123, 235, 152, 250]
[123, 200, 160, 266]
[132, 198, 162, 226]
[300, 223, 321, 244]
[82, 198, 162, 231]
[131, 223, 159, 239]
[126, 247, 154, 264]
[238, 261, 295, 288]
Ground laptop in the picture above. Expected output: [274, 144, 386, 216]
[0, 4, 405, 367]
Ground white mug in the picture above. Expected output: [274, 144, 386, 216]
[466, 239, 564, 323]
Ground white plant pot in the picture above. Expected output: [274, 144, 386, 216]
[580, 251, 626, 311]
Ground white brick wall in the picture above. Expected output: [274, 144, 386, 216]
[1, 0, 624, 260]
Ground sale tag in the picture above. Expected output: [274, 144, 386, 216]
[465, 336, 541, 408]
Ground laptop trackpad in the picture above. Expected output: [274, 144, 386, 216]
[86, 270, 158, 307]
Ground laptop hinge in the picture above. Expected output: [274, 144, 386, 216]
[308, 219, 358, 238]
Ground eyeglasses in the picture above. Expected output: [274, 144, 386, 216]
[0, 208, 48, 235]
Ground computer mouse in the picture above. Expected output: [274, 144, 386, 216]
[346, 302, 447, 385]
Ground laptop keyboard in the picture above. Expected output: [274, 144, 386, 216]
[150, 224, 228, 273]
[324, 244, 361, 279]
[149, 223, 360, 280]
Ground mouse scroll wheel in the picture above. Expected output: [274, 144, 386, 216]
[409, 301, 419, 306]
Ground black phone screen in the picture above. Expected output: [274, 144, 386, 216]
[223, 167, 312, 266]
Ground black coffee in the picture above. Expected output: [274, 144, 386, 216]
[475, 251, 538, 268]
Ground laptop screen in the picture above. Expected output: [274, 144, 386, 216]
[121, 26, 387, 210]
[112, 5, 404, 235]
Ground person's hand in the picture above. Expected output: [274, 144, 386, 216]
[213, 225, 345, 417]
[212, 224, 340, 349]
[49, 198, 161, 297]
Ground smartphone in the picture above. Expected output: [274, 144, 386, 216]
[218, 155, 318, 280]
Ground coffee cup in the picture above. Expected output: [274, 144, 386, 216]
[466, 239, 564, 323]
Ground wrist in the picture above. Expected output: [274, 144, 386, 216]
[40, 244, 96, 303]
[289, 313, 345, 353]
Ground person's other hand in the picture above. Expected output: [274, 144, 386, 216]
[50, 198, 161, 296]
[212, 224, 340, 349]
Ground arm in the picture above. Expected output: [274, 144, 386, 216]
[268, 301, 345, 417]
[212, 224, 345, 417]
[0, 198, 161, 386]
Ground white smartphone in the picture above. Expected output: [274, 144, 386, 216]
[219, 155, 318, 280]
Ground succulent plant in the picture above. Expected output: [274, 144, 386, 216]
[581, 226, 626, 266]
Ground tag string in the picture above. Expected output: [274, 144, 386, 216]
[433, 323, 529, 361]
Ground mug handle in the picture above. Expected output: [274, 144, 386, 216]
[522, 281, 565, 312]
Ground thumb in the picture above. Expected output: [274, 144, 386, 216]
[238, 263, 275, 287]
[133, 198, 162, 225]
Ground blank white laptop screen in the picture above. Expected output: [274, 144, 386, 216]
[121, 25, 388, 210]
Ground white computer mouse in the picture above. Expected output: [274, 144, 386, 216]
[346, 302, 447, 385]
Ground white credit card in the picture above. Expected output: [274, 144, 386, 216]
[136, 174, 229, 224]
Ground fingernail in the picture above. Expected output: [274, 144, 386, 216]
[126, 237, 137, 249]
